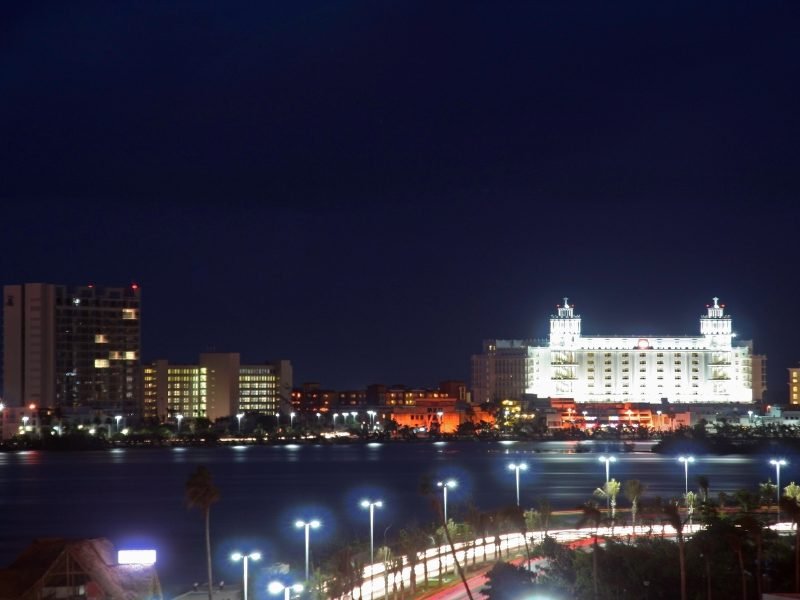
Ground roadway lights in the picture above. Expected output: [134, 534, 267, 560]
[231, 551, 261, 600]
[236, 413, 245, 433]
[678, 456, 695, 496]
[268, 581, 304, 600]
[295, 519, 321, 580]
[360, 500, 383, 565]
[436, 480, 457, 523]
[508, 463, 528, 506]
[770, 459, 788, 522]
[176, 414, 184, 433]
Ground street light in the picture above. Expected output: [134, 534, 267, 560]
[236, 413, 244, 434]
[21, 415, 29, 431]
[678, 456, 695, 496]
[748, 410, 754, 425]
[598, 456, 616, 511]
[290, 412, 296, 428]
[268, 581, 303, 600]
[316, 412, 322, 425]
[360, 499, 383, 566]
[176, 414, 184, 434]
[231, 551, 261, 600]
[350, 411, 358, 423]
[333, 413, 339, 428]
[115, 415, 122, 433]
[436, 480, 457, 523]
[295, 519, 320, 580]
[367, 410, 376, 429]
[508, 463, 528, 506]
[771, 458, 788, 521]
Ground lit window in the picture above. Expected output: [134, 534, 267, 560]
[122, 308, 138, 320]
[95, 334, 108, 344]
[95, 359, 110, 368]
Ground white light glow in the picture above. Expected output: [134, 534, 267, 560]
[118, 549, 156, 565]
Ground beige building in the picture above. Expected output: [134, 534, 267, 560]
[471, 339, 536, 403]
[3, 283, 141, 415]
[142, 353, 291, 421]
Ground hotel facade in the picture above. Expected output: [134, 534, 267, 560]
[473, 298, 760, 405]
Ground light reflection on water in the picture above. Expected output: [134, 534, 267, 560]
[0, 441, 793, 595]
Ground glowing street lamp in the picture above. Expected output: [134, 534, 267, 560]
[748, 410, 754, 425]
[678, 456, 695, 496]
[231, 551, 261, 600]
[295, 519, 321, 580]
[367, 410, 376, 428]
[268, 581, 303, 600]
[332, 413, 339, 428]
[770, 459, 788, 521]
[598, 456, 616, 511]
[350, 411, 358, 423]
[508, 463, 528, 506]
[22, 415, 29, 431]
[236, 413, 245, 433]
[290, 412, 296, 428]
[115, 415, 122, 433]
[316, 412, 322, 425]
[360, 499, 383, 565]
[436, 480, 457, 523]
[176, 414, 184, 434]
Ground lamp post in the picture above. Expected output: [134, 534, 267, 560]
[771, 459, 787, 521]
[508, 463, 528, 506]
[367, 410, 376, 429]
[115, 415, 122, 433]
[295, 519, 320, 580]
[268, 582, 304, 600]
[360, 499, 383, 565]
[678, 456, 694, 496]
[748, 410, 754, 425]
[22, 415, 29, 432]
[231, 551, 261, 600]
[316, 412, 322, 425]
[656, 410, 662, 431]
[176, 414, 184, 434]
[332, 413, 339, 428]
[350, 411, 358, 424]
[236, 413, 244, 434]
[290, 412, 296, 428]
[598, 456, 616, 511]
[436, 480, 457, 523]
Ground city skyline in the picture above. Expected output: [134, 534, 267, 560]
[2, 3, 799, 396]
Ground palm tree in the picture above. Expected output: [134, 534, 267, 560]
[185, 466, 220, 600]
[663, 502, 687, 600]
[577, 501, 603, 599]
[736, 514, 765, 599]
[684, 491, 697, 527]
[593, 478, 621, 524]
[623, 479, 645, 531]
[696, 474, 710, 503]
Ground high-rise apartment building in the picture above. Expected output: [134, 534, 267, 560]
[471, 339, 537, 403]
[142, 353, 291, 421]
[3, 283, 141, 414]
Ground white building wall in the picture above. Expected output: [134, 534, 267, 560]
[526, 298, 753, 404]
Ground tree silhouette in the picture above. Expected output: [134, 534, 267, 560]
[663, 502, 687, 600]
[623, 479, 645, 530]
[185, 466, 220, 600]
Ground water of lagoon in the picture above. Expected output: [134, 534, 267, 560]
[0, 440, 793, 595]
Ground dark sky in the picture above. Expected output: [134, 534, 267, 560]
[1, 2, 799, 397]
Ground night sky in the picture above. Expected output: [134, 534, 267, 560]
[2, 2, 799, 398]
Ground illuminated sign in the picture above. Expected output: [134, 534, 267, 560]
[118, 549, 157, 565]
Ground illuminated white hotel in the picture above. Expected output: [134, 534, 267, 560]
[525, 297, 754, 404]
